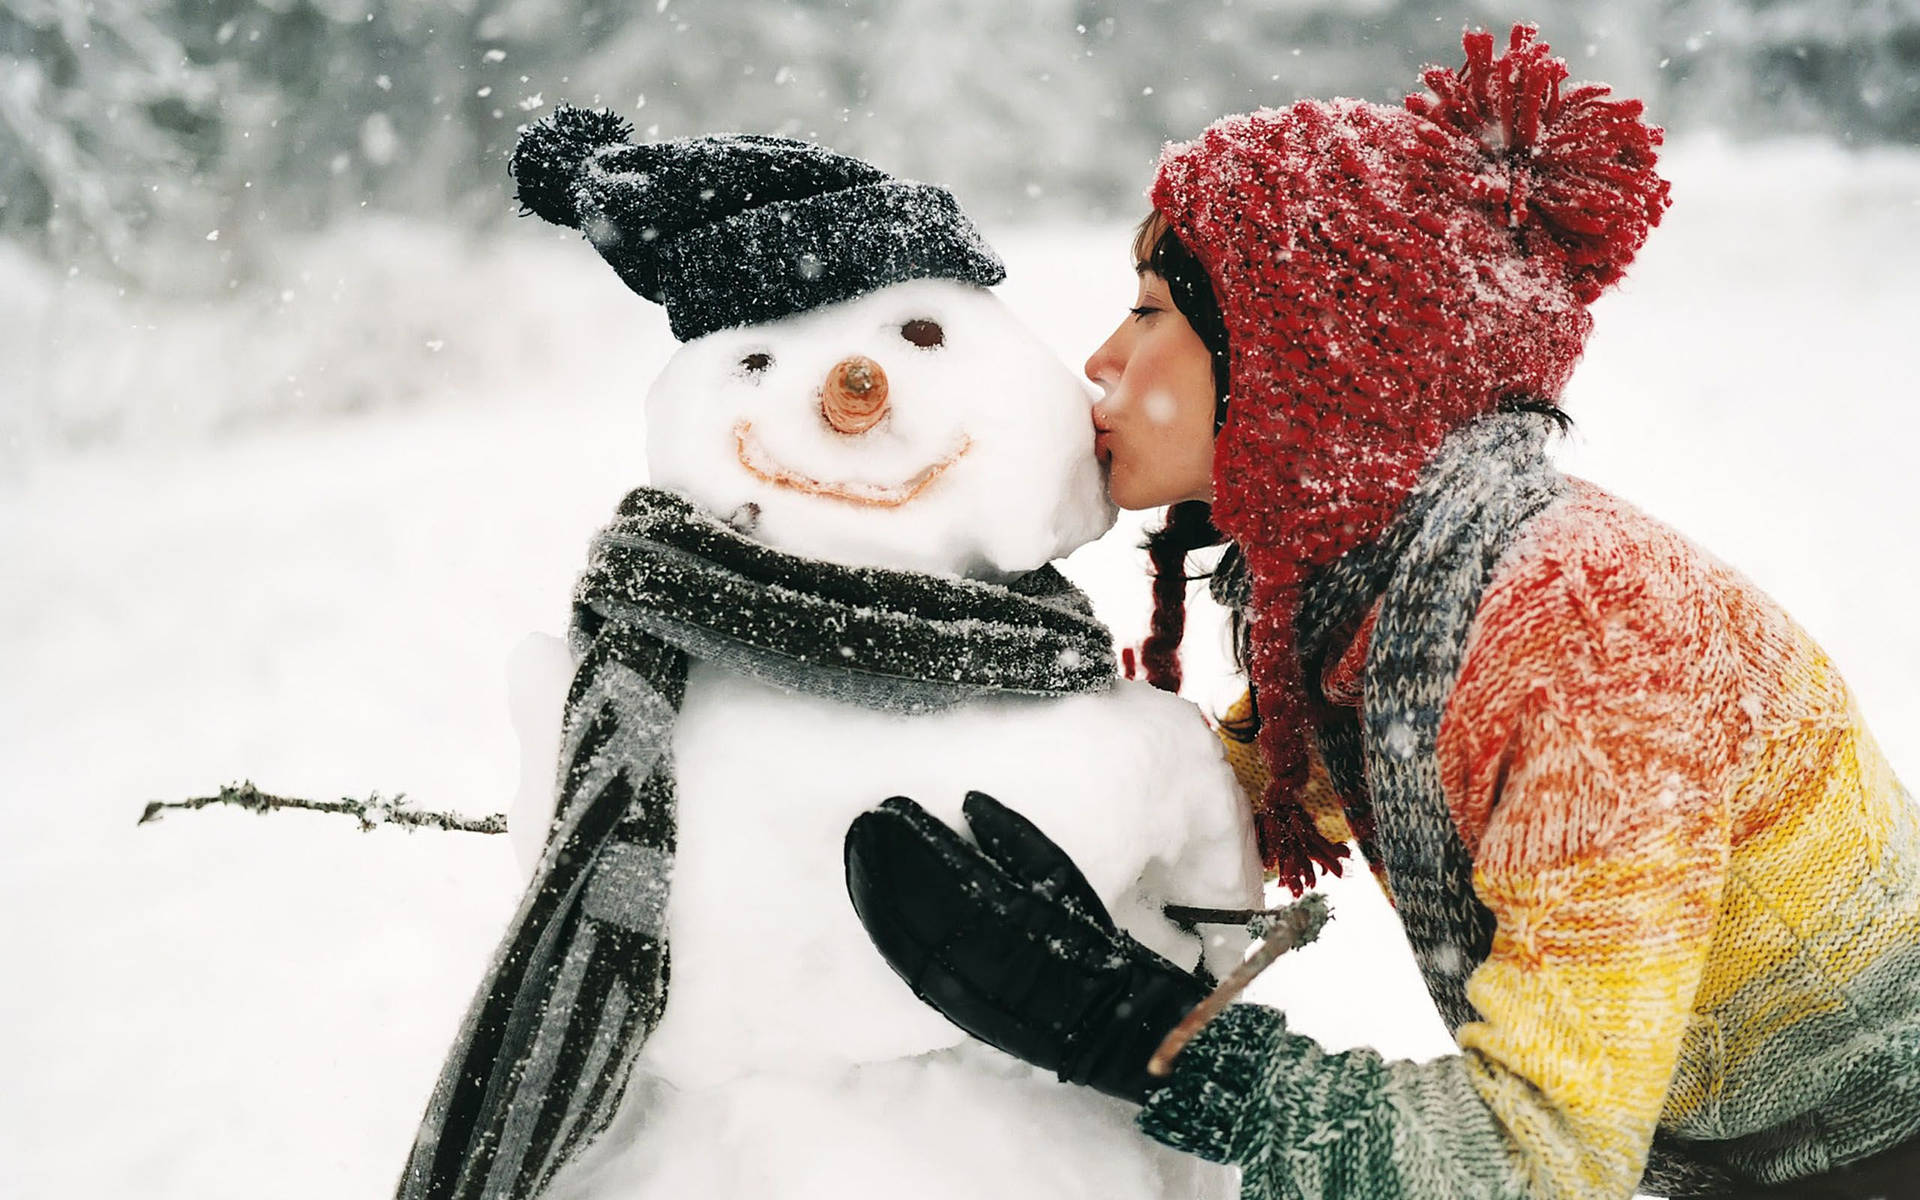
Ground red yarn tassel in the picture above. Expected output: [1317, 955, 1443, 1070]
[1260, 786, 1349, 898]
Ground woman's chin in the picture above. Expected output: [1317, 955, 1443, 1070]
[1103, 458, 1205, 511]
[1105, 476, 1168, 512]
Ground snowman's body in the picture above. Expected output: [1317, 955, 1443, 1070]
[530, 666, 1258, 1200]
[507, 276, 1261, 1200]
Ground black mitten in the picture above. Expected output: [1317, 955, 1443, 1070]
[844, 791, 1206, 1104]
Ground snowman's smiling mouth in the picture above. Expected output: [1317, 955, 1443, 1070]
[732, 419, 974, 508]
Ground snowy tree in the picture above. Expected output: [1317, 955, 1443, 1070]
[0, 0, 231, 283]
[1657, 0, 1920, 144]
[166, 0, 510, 234]
[847, 0, 1124, 219]
[1, 0, 1913, 291]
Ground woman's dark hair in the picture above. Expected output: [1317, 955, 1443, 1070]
[1501, 395, 1575, 433]
[1133, 212, 1232, 416]
[1133, 212, 1243, 701]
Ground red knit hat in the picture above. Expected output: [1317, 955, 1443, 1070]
[1150, 25, 1670, 893]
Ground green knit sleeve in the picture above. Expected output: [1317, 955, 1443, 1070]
[1137, 1004, 1533, 1200]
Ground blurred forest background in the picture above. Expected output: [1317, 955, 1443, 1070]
[3, 0, 1916, 454]
[6, 0, 1917, 290]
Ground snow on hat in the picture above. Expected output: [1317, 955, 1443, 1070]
[1149, 25, 1670, 892]
[510, 106, 1006, 341]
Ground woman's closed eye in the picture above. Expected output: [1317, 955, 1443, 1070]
[1129, 305, 1162, 320]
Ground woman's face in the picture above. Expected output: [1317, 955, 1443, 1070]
[1083, 268, 1218, 511]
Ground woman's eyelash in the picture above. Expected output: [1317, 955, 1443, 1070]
[1130, 305, 1160, 319]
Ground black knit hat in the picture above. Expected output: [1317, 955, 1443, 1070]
[510, 106, 1007, 341]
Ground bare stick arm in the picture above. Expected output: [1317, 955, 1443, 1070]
[1149, 892, 1331, 1077]
[138, 780, 506, 835]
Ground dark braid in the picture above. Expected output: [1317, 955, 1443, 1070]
[1140, 500, 1226, 692]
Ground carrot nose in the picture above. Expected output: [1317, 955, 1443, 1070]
[821, 355, 889, 434]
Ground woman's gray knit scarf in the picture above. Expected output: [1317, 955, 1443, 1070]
[1291, 409, 1568, 1039]
[397, 486, 1116, 1200]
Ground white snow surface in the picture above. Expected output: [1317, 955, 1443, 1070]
[553, 1043, 1226, 1200]
[3, 138, 1919, 1200]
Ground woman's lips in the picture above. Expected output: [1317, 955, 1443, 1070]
[1093, 429, 1113, 465]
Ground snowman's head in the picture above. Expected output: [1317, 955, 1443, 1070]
[645, 277, 1115, 579]
[508, 108, 1114, 575]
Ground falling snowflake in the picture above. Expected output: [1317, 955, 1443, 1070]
[1425, 945, 1465, 979]
[1380, 719, 1418, 759]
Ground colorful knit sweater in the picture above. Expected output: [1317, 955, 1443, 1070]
[1140, 477, 1920, 1199]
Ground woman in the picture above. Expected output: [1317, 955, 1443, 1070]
[843, 25, 1920, 1200]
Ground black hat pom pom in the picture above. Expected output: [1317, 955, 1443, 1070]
[510, 105, 634, 229]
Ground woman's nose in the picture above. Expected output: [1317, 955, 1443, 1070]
[821, 355, 889, 434]
[1083, 348, 1111, 389]
[1083, 325, 1125, 389]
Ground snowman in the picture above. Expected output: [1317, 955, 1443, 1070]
[397, 107, 1262, 1200]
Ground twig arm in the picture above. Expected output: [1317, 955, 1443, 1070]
[1148, 892, 1331, 1078]
[138, 780, 506, 835]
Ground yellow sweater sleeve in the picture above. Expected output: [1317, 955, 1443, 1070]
[1216, 688, 1355, 850]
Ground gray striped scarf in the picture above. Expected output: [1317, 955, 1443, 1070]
[397, 486, 1116, 1200]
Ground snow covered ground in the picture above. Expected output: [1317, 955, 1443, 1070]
[3, 137, 1917, 1199]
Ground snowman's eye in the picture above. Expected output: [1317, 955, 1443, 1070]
[739, 352, 773, 374]
[900, 319, 944, 349]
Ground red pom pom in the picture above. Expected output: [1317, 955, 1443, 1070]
[1405, 24, 1671, 302]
